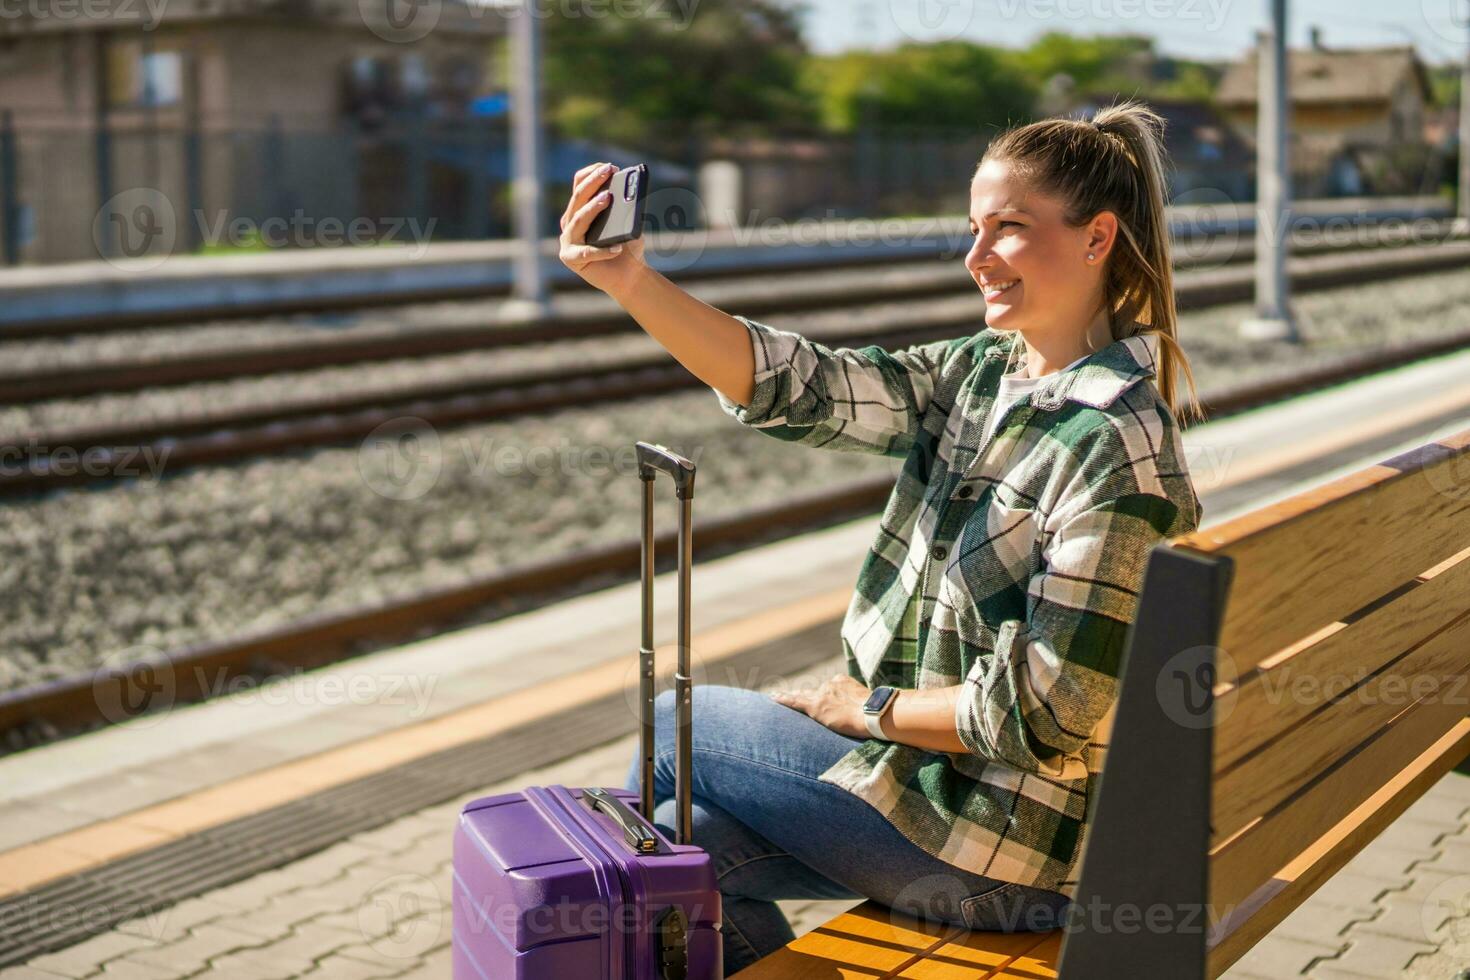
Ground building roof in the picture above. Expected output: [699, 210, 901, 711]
[1216, 44, 1431, 108]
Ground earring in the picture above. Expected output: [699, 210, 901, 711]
[1087, 253, 1095, 261]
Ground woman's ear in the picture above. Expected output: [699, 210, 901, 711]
[1086, 211, 1118, 262]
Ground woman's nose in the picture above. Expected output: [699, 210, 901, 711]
[966, 237, 993, 273]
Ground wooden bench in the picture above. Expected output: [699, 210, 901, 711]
[732, 424, 1470, 979]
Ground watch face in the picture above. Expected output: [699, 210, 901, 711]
[864, 687, 893, 713]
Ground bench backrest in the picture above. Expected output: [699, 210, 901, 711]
[1059, 425, 1470, 979]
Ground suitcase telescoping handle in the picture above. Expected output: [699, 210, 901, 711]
[636, 441, 696, 846]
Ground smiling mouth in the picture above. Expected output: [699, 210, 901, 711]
[982, 279, 1019, 301]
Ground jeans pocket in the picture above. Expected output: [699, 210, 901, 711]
[960, 882, 1070, 932]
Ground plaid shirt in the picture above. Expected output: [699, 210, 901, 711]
[714, 315, 1202, 897]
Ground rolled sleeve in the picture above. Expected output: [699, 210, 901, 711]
[713, 314, 957, 458]
[954, 489, 1182, 777]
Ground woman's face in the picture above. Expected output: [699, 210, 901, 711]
[964, 157, 1107, 337]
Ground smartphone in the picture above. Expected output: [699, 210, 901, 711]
[585, 163, 648, 248]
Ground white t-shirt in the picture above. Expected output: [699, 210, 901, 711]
[980, 350, 1092, 447]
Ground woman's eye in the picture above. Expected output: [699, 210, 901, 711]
[998, 221, 1021, 229]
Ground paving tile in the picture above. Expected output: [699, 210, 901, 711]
[151, 743, 293, 788]
[1340, 843, 1436, 881]
[267, 843, 384, 888]
[1226, 933, 1342, 977]
[1419, 837, 1470, 876]
[36, 772, 195, 824]
[1303, 871, 1405, 917]
[113, 898, 238, 944]
[1371, 818, 1458, 854]
[1315, 931, 1437, 977]
[356, 836, 451, 878]
[1399, 792, 1470, 829]
[90, 962, 182, 980]
[385, 944, 451, 980]
[1424, 772, 1470, 804]
[0, 969, 73, 979]
[294, 954, 404, 979]
[1271, 899, 1360, 949]
[121, 923, 272, 974]
[245, 719, 386, 761]
[0, 801, 99, 852]
[197, 868, 319, 913]
[25, 931, 162, 979]
[195, 923, 365, 976]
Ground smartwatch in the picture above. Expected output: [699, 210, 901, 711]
[863, 686, 899, 740]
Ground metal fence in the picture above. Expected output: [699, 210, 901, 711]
[0, 109, 1454, 266]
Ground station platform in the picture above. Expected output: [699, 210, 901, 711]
[0, 195, 1451, 330]
[4, 344, 1470, 978]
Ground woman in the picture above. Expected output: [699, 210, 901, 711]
[559, 99, 1204, 976]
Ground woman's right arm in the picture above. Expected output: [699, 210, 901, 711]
[559, 162, 958, 456]
[558, 161, 756, 407]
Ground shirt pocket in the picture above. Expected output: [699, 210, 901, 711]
[955, 495, 1042, 588]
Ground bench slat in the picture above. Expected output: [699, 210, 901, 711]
[727, 901, 962, 979]
[1211, 673, 1470, 913]
[893, 930, 1059, 978]
[1172, 427, 1470, 674]
[1205, 718, 1470, 978]
[1212, 605, 1470, 842]
[1214, 545, 1470, 773]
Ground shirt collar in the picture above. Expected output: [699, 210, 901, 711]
[981, 327, 1160, 411]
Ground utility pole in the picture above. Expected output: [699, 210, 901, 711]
[507, 3, 550, 317]
[1240, 0, 1301, 342]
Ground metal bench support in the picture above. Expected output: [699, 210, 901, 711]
[1056, 544, 1234, 979]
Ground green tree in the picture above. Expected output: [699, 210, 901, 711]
[542, 0, 819, 145]
[800, 41, 1037, 135]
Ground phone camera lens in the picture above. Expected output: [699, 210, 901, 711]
[624, 171, 640, 202]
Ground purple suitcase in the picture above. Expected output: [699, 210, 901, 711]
[453, 443, 723, 979]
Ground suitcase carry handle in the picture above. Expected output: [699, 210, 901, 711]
[636, 441, 696, 846]
[583, 787, 663, 854]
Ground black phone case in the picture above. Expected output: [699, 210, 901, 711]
[585, 164, 648, 248]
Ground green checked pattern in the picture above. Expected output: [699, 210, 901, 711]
[714, 315, 1203, 897]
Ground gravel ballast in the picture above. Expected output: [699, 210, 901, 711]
[0, 265, 1468, 694]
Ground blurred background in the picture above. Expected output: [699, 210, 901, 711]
[0, 0, 1466, 735]
[2, 3, 1470, 974]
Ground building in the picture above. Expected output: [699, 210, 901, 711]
[1215, 29, 1436, 197]
[0, 0, 507, 262]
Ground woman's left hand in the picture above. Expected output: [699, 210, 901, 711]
[768, 673, 873, 739]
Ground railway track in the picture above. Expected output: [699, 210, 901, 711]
[2, 319, 1469, 747]
[1, 223, 1463, 406]
[2, 238, 1468, 498]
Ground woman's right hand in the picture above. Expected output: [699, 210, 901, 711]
[559, 161, 648, 299]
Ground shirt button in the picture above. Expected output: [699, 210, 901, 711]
[931, 545, 948, 562]
[956, 485, 973, 499]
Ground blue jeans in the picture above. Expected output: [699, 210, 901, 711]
[622, 684, 1072, 976]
